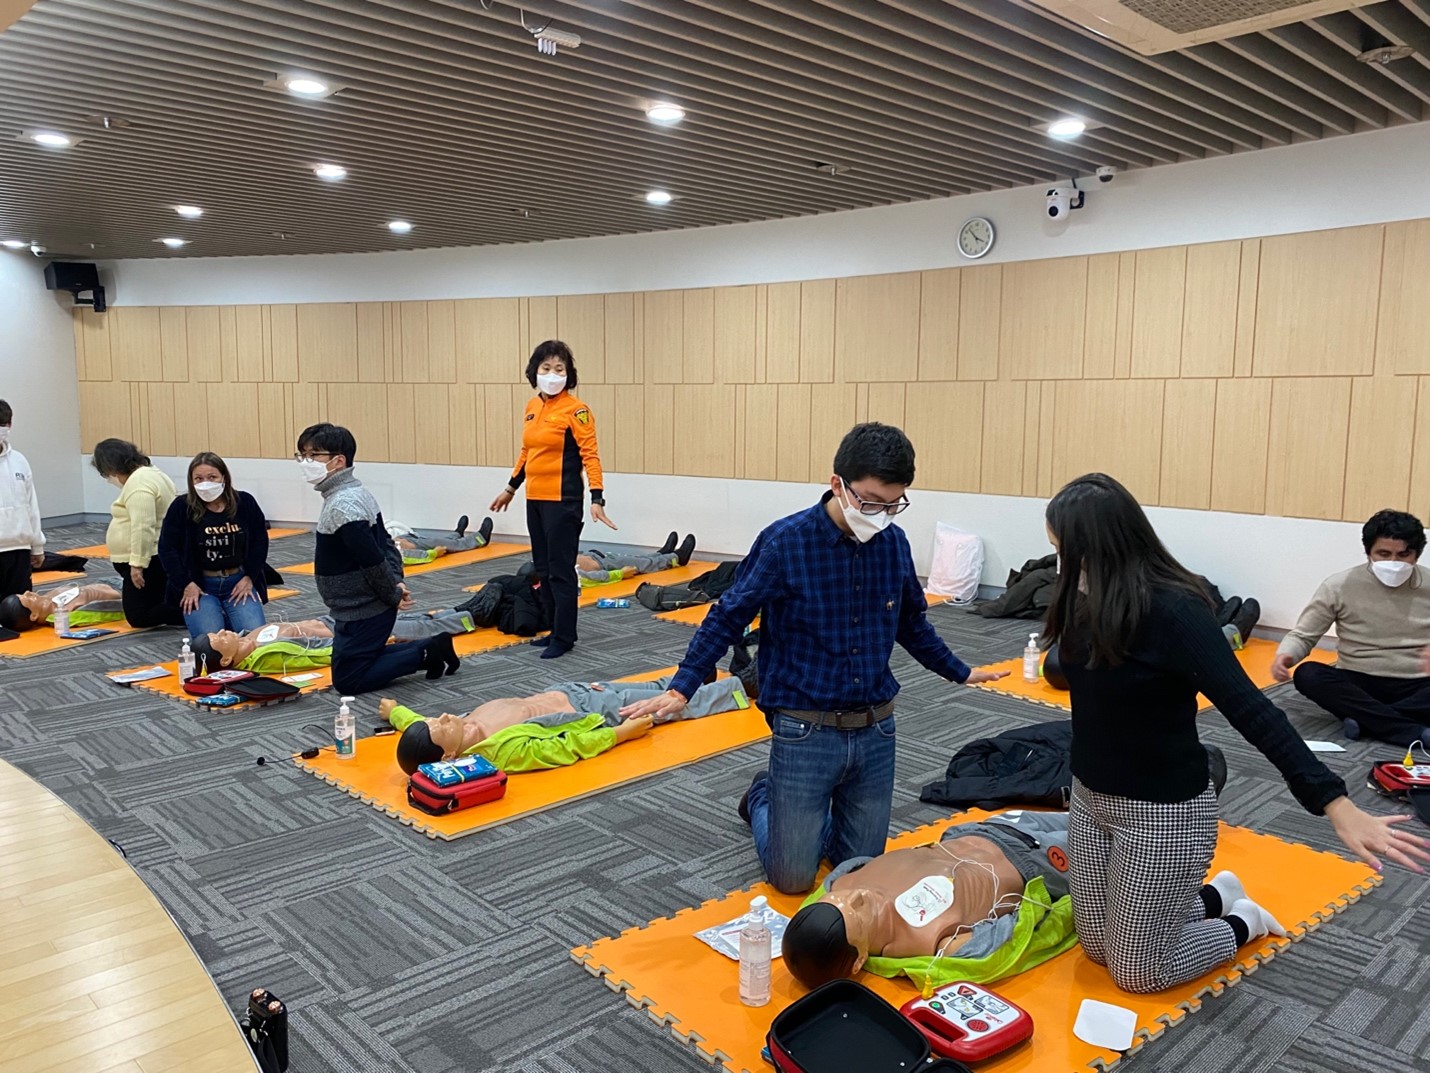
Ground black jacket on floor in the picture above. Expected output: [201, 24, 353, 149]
[967, 554, 1058, 620]
[465, 572, 550, 637]
[920, 720, 1074, 810]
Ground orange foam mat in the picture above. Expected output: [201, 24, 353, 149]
[450, 624, 542, 657]
[972, 637, 1338, 714]
[655, 591, 950, 628]
[0, 620, 152, 659]
[572, 809, 1378, 1073]
[268, 587, 300, 601]
[108, 659, 333, 708]
[295, 667, 770, 839]
[31, 568, 87, 585]
[287, 541, 530, 576]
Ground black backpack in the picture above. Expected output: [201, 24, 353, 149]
[636, 559, 744, 611]
[240, 989, 289, 1073]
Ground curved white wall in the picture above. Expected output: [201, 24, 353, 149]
[70, 121, 1430, 629]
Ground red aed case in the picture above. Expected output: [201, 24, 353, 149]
[900, 982, 1034, 1063]
[406, 769, 508, 815]
[183, 669, 255, 695]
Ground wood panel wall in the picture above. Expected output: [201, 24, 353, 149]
[73, 219, 1430, 524]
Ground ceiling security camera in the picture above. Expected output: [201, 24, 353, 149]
[1045, 187, 1071, 219]
[1096, 166, 1116, 183]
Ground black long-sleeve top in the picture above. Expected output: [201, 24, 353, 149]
[1060, 587, 1347, 815]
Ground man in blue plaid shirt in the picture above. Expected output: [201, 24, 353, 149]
[622, 424, 1006, 892]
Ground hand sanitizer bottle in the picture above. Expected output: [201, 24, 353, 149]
[1023, 632, 1040, 683]
[335, 696, 356, 760]
[739, 899, 772, 1007]
[179, 638, 196, 682]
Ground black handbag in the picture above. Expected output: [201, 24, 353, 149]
[240, 988, 289, 1073]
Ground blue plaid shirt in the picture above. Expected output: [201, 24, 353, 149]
[668, 494, 971, 711]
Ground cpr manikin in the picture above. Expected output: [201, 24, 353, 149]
[784, 805, 1263, 991]
[0, 583, 126, 631]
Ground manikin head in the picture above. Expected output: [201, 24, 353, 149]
[784, 884, 893, 989]
[0, 594, 38, 632]
[191, 630, 243, 670]
[826, 423, 914, 543]
[395, 712, 466, 775]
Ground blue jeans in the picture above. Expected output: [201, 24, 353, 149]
[748, 712, 897, 893]
[331, 608, 428, 695]
[183, 572, 267, 639]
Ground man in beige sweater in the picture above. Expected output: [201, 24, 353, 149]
[1272, 510, 1430, 748]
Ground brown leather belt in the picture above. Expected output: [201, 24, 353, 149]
[202, 567, 242, 577]
[779, 700, 895, 730]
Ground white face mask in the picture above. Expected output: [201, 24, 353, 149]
[0, 426, 10, 447]
[537, 372, 567, 396]
[838, 480, 896, 544]
[106, 474, 124, 488]
[194, 481, 225, 503]
[1371, 560, 1414, 588]
[298, 458, 330, 485]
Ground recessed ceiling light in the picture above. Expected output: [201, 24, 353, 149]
[645, 102, 686, 124]
[645, 189, 673, 205]
[29, 131, 72, 147]
[173, 205, 204, 218]
[386, 219, 414, 234]
[313, 163, 348, 181]
[284, 77, 329, 96]
[2, 240, 26, 249]
[159, 237, 187, 248]
[1046, 117, 1087, 139]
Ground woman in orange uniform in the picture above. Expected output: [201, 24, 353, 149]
[491, 340, 615, 659]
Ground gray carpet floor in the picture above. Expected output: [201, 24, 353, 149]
[3, 521, 1428, 1073]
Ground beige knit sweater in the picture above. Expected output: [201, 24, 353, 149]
[1276, 563, 1430, 678]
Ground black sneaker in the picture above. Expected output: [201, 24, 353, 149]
[455, 514, 469, 538]
[1217, 596, 1242, 629]
[1231, 599, 1260, 645]
[676, 534, 697, 566]
[658, 531, 678, 556]
[738, 770, 768, 826]
[1206, 743, 1228, 797]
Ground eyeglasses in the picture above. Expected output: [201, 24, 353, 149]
[841, 477, 910, 516]
[293, 451, 333, 462]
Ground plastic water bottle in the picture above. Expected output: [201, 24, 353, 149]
[739, 899, 772, 1007]
[595, 597, 630, 609]
[179, 638, 196, 682]
[52, 610, 69, 637]
[1023, 632, 1040, 683]
[335, 696, 356, 760]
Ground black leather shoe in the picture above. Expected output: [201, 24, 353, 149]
[738, 771, 768, 827]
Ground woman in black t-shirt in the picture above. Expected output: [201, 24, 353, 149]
[1042, 473, 1426, 993]
[158, 452, 271, 640]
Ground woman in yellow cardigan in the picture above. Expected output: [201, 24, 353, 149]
[91, 438, 184, 628]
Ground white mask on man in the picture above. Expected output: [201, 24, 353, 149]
[194, 481, 225, 503]
[1370, 560, 1414, 588]
[839, 480, 896, 544]
[298, 458, 330, 485]
[537, 372, 567, 396]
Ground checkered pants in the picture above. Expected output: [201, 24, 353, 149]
[1068, 778, 1238, 993]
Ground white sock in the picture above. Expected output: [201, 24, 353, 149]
[1208, 870, 1247, 915]
[1229, 897, 1287, 941]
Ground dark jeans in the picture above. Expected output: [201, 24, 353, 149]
[112, 557, 184, 628]
[747, 711, 898, 893]
[0, 548, 32, 599]
[331, 607, 427, 695]
[527, 498, 583, 647]
[1294, 662, 1430, 746]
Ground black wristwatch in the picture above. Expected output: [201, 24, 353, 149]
[591, 494, 606, 506]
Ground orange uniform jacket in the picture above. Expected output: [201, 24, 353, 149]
[509, 391, 605, 503]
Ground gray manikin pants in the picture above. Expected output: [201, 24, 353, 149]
[407, 529, 481, 552]
[578, 548, 676, 582]
[529, 676, 747, 727]
[321, 610, 475, 642]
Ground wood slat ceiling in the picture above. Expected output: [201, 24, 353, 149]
[0, 0, 1426, 259]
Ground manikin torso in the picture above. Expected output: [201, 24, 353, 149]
[826, 834, 1027, 959]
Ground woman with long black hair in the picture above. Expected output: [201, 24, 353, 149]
[1043, 473, 1427, 994]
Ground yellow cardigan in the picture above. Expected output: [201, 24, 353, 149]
[106, 465, 177, 566]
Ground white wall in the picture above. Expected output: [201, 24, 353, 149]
[83, 455, 1363, 631]
[102, 122, 1430, 306]
[0, 253, 83, 516]
[82, 121, 1428, 627]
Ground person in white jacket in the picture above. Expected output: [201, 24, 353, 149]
[0, 399, 45, 600]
